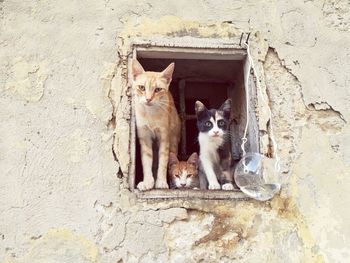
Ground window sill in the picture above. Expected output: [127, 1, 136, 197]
[135, 189, 249, 200]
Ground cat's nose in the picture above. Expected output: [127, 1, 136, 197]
[213, 131, 219, 135]
[146, 98, 152, 104]
[181, 183, 186, 187]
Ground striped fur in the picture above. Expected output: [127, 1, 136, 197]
[132, 60, 181, 191]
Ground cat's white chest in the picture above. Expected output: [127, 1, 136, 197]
[135, 104, 166, 133]
[198, 132, 222, 163]
[136, 111, 155, 126]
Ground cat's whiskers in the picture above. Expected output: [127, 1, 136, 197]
[155, 101, 178, 113]
[154, 103, 169, 113]
[156, 99, 178, 109]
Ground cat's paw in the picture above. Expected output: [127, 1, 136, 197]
[208, 182, 221, 190]
[155, 179, 169, 189]
[222, 183, 234, 191]
[137, 178, 154, 191]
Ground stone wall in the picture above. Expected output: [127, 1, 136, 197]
[1, 0, 349, 262]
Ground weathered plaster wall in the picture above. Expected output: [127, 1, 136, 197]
[0, 0, 349, 262]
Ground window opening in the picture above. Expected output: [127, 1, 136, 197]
[130, 45, 259, 200]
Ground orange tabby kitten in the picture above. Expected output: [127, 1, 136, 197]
[132, 59, 181, 191]
[168, 152, 199, 189]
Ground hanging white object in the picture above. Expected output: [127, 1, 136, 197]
[233, 38, 281, 201]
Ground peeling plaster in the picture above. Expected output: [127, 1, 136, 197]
[1, 1, 350, 263]
[122, 16, 240, 39]
[5, 58, 48, 102]
[322, 0, 350, 32]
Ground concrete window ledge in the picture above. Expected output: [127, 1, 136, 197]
[135, 189, 249, 200]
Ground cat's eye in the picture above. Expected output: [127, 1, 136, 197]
[154, 87, 162, 93]
[218, 120, 226, 127]
[175, 174, 180, 178]
[187, 174, 192, 178]
[205, 121, 212, 127]
[139, 85, 145, 91]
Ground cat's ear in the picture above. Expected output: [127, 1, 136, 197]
[168, 152, 179, 166]
[187, 152, 199, 168]
[195, 101, 207, 114]
[161, 62, 175, 84]
[132, 59, 145, 80]
[219, 99, 232, 116]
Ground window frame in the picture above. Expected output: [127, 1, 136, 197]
[127, 40, 260, 200]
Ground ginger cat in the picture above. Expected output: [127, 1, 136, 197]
[168, 152, 199, 189]
[132, 59, 181, 191]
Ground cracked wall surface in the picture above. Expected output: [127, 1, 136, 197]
[1, 0, 350, 262]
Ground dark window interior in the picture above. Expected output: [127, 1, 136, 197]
[135, 57, 247, 186]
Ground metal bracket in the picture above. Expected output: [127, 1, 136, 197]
[239, 32, 251, 47]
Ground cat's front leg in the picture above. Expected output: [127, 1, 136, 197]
[222, 183, 234, 190]
[221, 159, 234, 191]
[137, 130, 154, 191]
[198, 162, 208, 190]
[221, 173, 234, 190]
[200, 154, 220, 190]
[155, 133, 169, 189]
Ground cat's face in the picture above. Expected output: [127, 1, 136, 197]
[168, 152, 198, 188]
[195, 99, 232, 142]
[131, 59, 174, 107]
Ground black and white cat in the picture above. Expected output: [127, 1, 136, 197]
[195, 99, 234, 190]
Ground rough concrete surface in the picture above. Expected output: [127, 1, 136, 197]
[1, 0, 349, 262]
